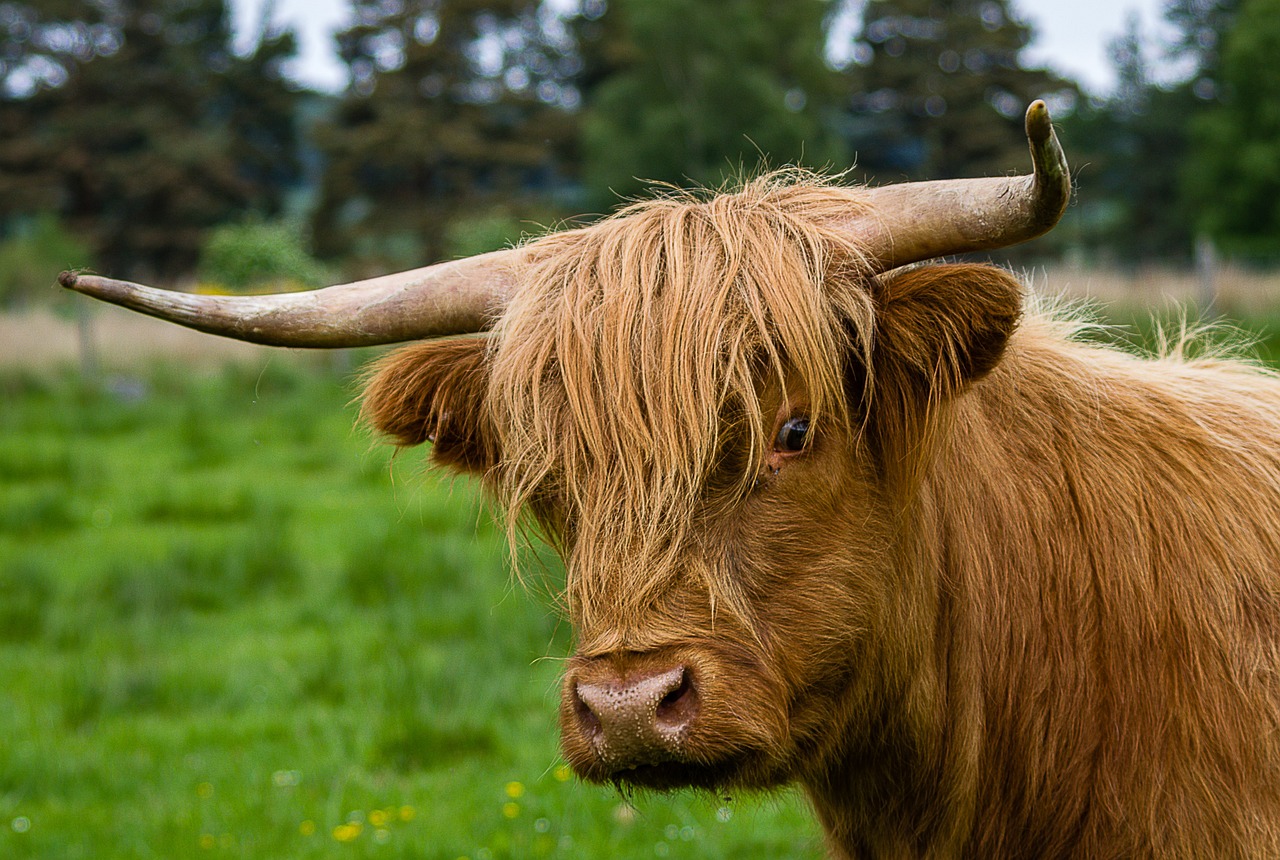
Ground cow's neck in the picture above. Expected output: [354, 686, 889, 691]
[808, 318, 1280, 857]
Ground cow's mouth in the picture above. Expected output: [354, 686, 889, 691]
[607, 759, 738, 791]
[581, 747, 773, 792]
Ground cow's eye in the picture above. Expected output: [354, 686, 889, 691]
[775, 417, 810, 453]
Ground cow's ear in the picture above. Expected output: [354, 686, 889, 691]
[873, 263, 1023, 398]
[360, 336, 499, 476]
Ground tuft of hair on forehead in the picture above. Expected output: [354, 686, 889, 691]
[487, 170, 879, 629]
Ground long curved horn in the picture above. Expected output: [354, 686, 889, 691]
[852, 99, 1070, 271]
[59, 247, 522, 348]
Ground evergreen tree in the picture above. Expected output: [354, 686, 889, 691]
[0, 0, 112, 98]
[570, 0, 618, 101]
[579, 0, 847, 211]
[842, 0, 1075, 182]
[0, 0, 304, 280]
[1183, 0, 1280, 254]
[1165, 0, 1240, 101]
[311, 0, 580, 269]
[1058, 14, 1199, 260]
[217, 16, 307, 218]
[1064, 0, 1265, 260]
[0, 1, 119, 222]
[1109, 11, 1150, 117]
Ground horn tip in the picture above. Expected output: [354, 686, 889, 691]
[1025, 100, 1052, 144]
[58, 271, 137, 303]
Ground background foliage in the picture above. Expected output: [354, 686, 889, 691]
[0, 0, 302, 280]
[1182, 0, 1280, 254]
[578, 0, 847, 209]
[0, 212, 91, 306]
[4, 0, 1274, 285]
[310, 0, 578, 269]
[843, 0, 1075, 181]
[198, 220, 328, 292]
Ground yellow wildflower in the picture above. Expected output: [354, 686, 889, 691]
[333, 822, 362, 842]
[502, 802, 520, 819]
[505, 781, 526, 799]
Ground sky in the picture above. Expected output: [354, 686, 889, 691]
[229, 0, 1177, 97]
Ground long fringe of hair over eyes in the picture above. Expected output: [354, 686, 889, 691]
[485, 172, 880, 625]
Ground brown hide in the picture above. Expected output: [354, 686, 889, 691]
[801, 314, 1280, 858]
[361, 180, 1280, 858]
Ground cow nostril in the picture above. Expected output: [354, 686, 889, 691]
[655, 667, 697, 728]
[658, 670, 688, 709]
[573, 686, 602, 737]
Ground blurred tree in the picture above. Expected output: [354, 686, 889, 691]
[841, 0, 1076, 182]
[218, 10, 307, 218]
[578, 0, 846, 210]
[0, 1, 118, 222]
[1109, 11, 1151, 117]
[1165, 0, 1240, 101]
[311, 0, 581, 270]
[1059, 0, 1272, 262]
[0, 0, 112, 98]
[198, 219, 328, 292]
[0, 0, 303, 281]
[1182, 0, 1280, 254]
[1057, 14, 1199, 260]
[570, 0, 619, 102]
[0, 212, 93, 307]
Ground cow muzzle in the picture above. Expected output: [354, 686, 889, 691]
[567, 659, 698, 773]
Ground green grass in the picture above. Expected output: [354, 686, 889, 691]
[0, 361, 821, 859]
[1084, 304, 1280, 366]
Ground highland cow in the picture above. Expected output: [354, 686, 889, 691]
[62, 103, 1280, 858]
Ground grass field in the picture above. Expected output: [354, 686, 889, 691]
[0, 361, 820, 859]
[2, 306, 1277, 859]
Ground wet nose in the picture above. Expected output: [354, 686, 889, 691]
[572, 664, 697, 769]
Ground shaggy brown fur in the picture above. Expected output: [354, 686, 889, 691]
[361, 173, 1280, 858]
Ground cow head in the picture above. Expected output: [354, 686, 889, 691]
[61, 103, 1068, 793]
[358, 235, 1025, 791]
